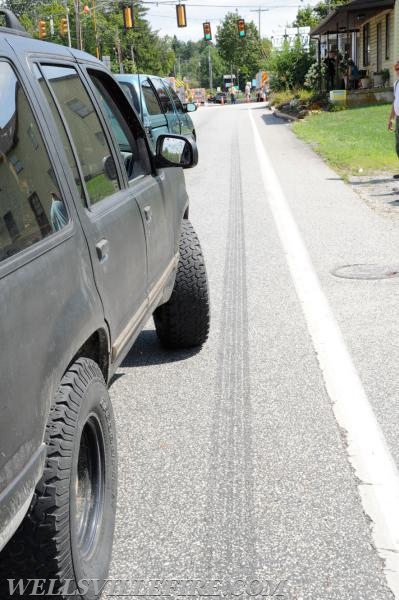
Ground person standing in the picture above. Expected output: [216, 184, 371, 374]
[50, 191, 68, 231]
[388, 61, 399, 179]
[230, 86, 236, 104]
[324, 51, 336, 91]
[245, 82, 251, 103]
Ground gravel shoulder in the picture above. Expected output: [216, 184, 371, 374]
[271, 108, 399, 222]
[348, 172, 399, 220]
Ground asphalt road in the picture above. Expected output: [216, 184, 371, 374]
[108, 102, 399, 599]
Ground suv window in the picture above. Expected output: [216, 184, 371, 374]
[151, 78, 174, 113]
[40, 64, 121, 206]
[88, 69, 147, 181]
[118, 81, 141, 114]
[0, 61, 68, 262]
[34, 64, 85, 205]
[141, 78, 163, 116]
[168, 86, 184, 114]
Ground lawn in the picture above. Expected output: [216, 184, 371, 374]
[86, 173, 116, 201]
[291, 104, 397, 177]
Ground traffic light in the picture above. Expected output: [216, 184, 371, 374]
[38, 20, 46, 39]
[237, 18, 246, 38]
[176, 4, 187, 28]
[60, 17, 68, 36]
[203, 21, 212, 41]
[123, 4, 134, 29]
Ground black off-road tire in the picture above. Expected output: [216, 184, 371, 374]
[0, 358, 117, 599]
[153, 220, 210, 349]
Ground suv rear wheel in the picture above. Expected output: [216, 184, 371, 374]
[153, 220, 210, 349]
[0, 358, 117, 599]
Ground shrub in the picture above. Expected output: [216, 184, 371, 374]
[304, 61, 326, 91]
[267, 38, 316, 91]
[269, 88, 313, 106]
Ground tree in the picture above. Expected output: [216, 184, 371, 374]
[266, 37, 315, 91]
[3, 0, 71, 44]
[198, 44, 227, 89]
[292, 5, 319, 28]
[314, 0, 348, 20]
[216, 12, 262, 88]
[2, 0, 176, 75]
[260, 38, 273, 61]
[292, 0, 349, 28]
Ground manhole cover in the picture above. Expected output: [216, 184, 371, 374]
[331, 264, 399, 280]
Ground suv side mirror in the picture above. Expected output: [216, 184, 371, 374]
[154, 134, 198, 169]
[184, 102, 197, 113]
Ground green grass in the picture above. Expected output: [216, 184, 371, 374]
[86, 173, 116, 201]
[291, 104, 397, 177]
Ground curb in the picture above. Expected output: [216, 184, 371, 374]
[271, 107, 299, 122]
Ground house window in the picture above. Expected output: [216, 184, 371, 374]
[386, 14, 390, 60]
[377, 22, 382, 72]
[363, 23, 370, 66]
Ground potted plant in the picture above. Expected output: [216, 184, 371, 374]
[381, 68, 390, 86]
[358, 69, 369, 88]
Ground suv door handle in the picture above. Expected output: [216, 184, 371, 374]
[143, 205, 152, 223]
[96, 238, 109, 262]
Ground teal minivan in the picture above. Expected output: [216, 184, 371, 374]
[116, 74, 197, 148]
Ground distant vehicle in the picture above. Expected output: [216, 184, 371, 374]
[116, 74, 197, 147]
[210, 92, 227, 104]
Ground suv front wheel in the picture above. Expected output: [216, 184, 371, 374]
[0, 358, 117, 599]
[154, 220, 210, 349]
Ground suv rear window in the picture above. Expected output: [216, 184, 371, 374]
[151, 78, 174, 114]
[141, 79, 163, 116]
[0, 61, 68, 262]
[168, 85, 184, 114]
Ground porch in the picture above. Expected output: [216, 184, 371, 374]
[329, 86, 393, 106]
[310, 0, 396, 91]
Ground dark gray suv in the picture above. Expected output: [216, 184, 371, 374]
[0, 9, 209, 599]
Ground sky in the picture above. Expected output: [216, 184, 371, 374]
[143, 0, 320, 43]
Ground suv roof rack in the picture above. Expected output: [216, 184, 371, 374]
[0, 9, 28, 34]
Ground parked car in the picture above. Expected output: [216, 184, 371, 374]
[210, 91, 227, 104]
[0, 9, 209, 598]
[116, 73, 197, 147]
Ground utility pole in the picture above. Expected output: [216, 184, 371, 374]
[74, 0, 81, 50]
[208, 45, 213, 94]
[250, 7, 269, 39]
[62, 0, 72, 47]
[66, 8, 72, 47]
[115, 31, 123, 73]
[130, 44, 136, 72]
[92, 0, 99, 58]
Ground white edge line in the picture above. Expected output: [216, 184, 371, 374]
[249, 108, 399, 596]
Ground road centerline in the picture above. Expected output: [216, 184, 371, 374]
[249, 108, 399, 598]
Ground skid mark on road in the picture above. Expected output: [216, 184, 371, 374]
[205, 133, 259, 576]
